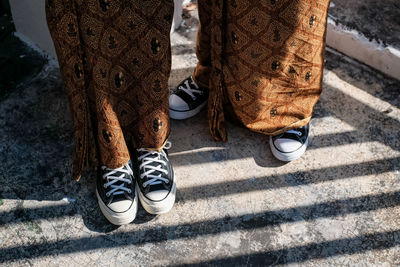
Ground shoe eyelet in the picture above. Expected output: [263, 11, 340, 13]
[106, 193, 110, 197]
[103, 184, 107, 188]
[128, 189, 132, 193]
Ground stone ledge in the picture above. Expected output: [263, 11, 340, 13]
[326, 18, 400, 80]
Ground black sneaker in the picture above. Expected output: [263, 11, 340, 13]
[96, 161, 138, 225]
[269, 123, 310, 162]
[134, 142, 176, 214]
[169, 76, 209, 120]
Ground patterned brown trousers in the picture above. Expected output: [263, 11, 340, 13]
[46, 0, 173, 180]
[193, 0, 331, 141]
[46, 0, 330, 180]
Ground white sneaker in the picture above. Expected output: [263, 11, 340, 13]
[134, 142, 176, 214]
[169, 76, 209, 120]
[96, 161, 138, 225]
[269, 123, 310, 162]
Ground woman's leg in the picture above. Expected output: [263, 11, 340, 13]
[192, 0, 212, 88]
[45, 0, 175, 224]
[168, 0, 212, 120]
[171, 0, 330, 160]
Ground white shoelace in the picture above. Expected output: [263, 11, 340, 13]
[137, 142, 172, 188]
[286, 130, 302, 136]
[102, 162, 133, 197]
[178, 77, 202, 100]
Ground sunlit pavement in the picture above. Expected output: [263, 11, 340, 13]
[1, 7, 399, 267]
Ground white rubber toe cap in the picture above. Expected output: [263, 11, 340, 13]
[145, 190, 169, 201]
[273, 138, 302, 153]
[107, 200, 133, 213]
[169, 94, 189, 111]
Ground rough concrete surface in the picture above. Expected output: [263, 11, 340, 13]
[326, 0, 400, 80]
[1, 6, 400, 267]
[329, 0, 400, 48]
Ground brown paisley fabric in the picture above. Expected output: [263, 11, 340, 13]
[193, 0, 331, 141]
[46, 0, 173, 180]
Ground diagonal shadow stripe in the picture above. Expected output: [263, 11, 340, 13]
[1, 191, 400, 262]
[320, 83, 400, 152]
[173, 230, 400, 266]
[168, 127, 400, 165]
[308, 130, 366, 150]
[1, 157, 398, 226]
[175, 157, 398, 202]
[0, 204, 73, 226]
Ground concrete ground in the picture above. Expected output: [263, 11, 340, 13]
[326, 0, 400, 80]
[1, 5, 400, 267]
[329, 0, 400, 48]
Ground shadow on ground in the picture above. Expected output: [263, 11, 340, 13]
[0, 47, 399, 263]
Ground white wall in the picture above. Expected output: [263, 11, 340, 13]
[9, 0, 56, 58]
